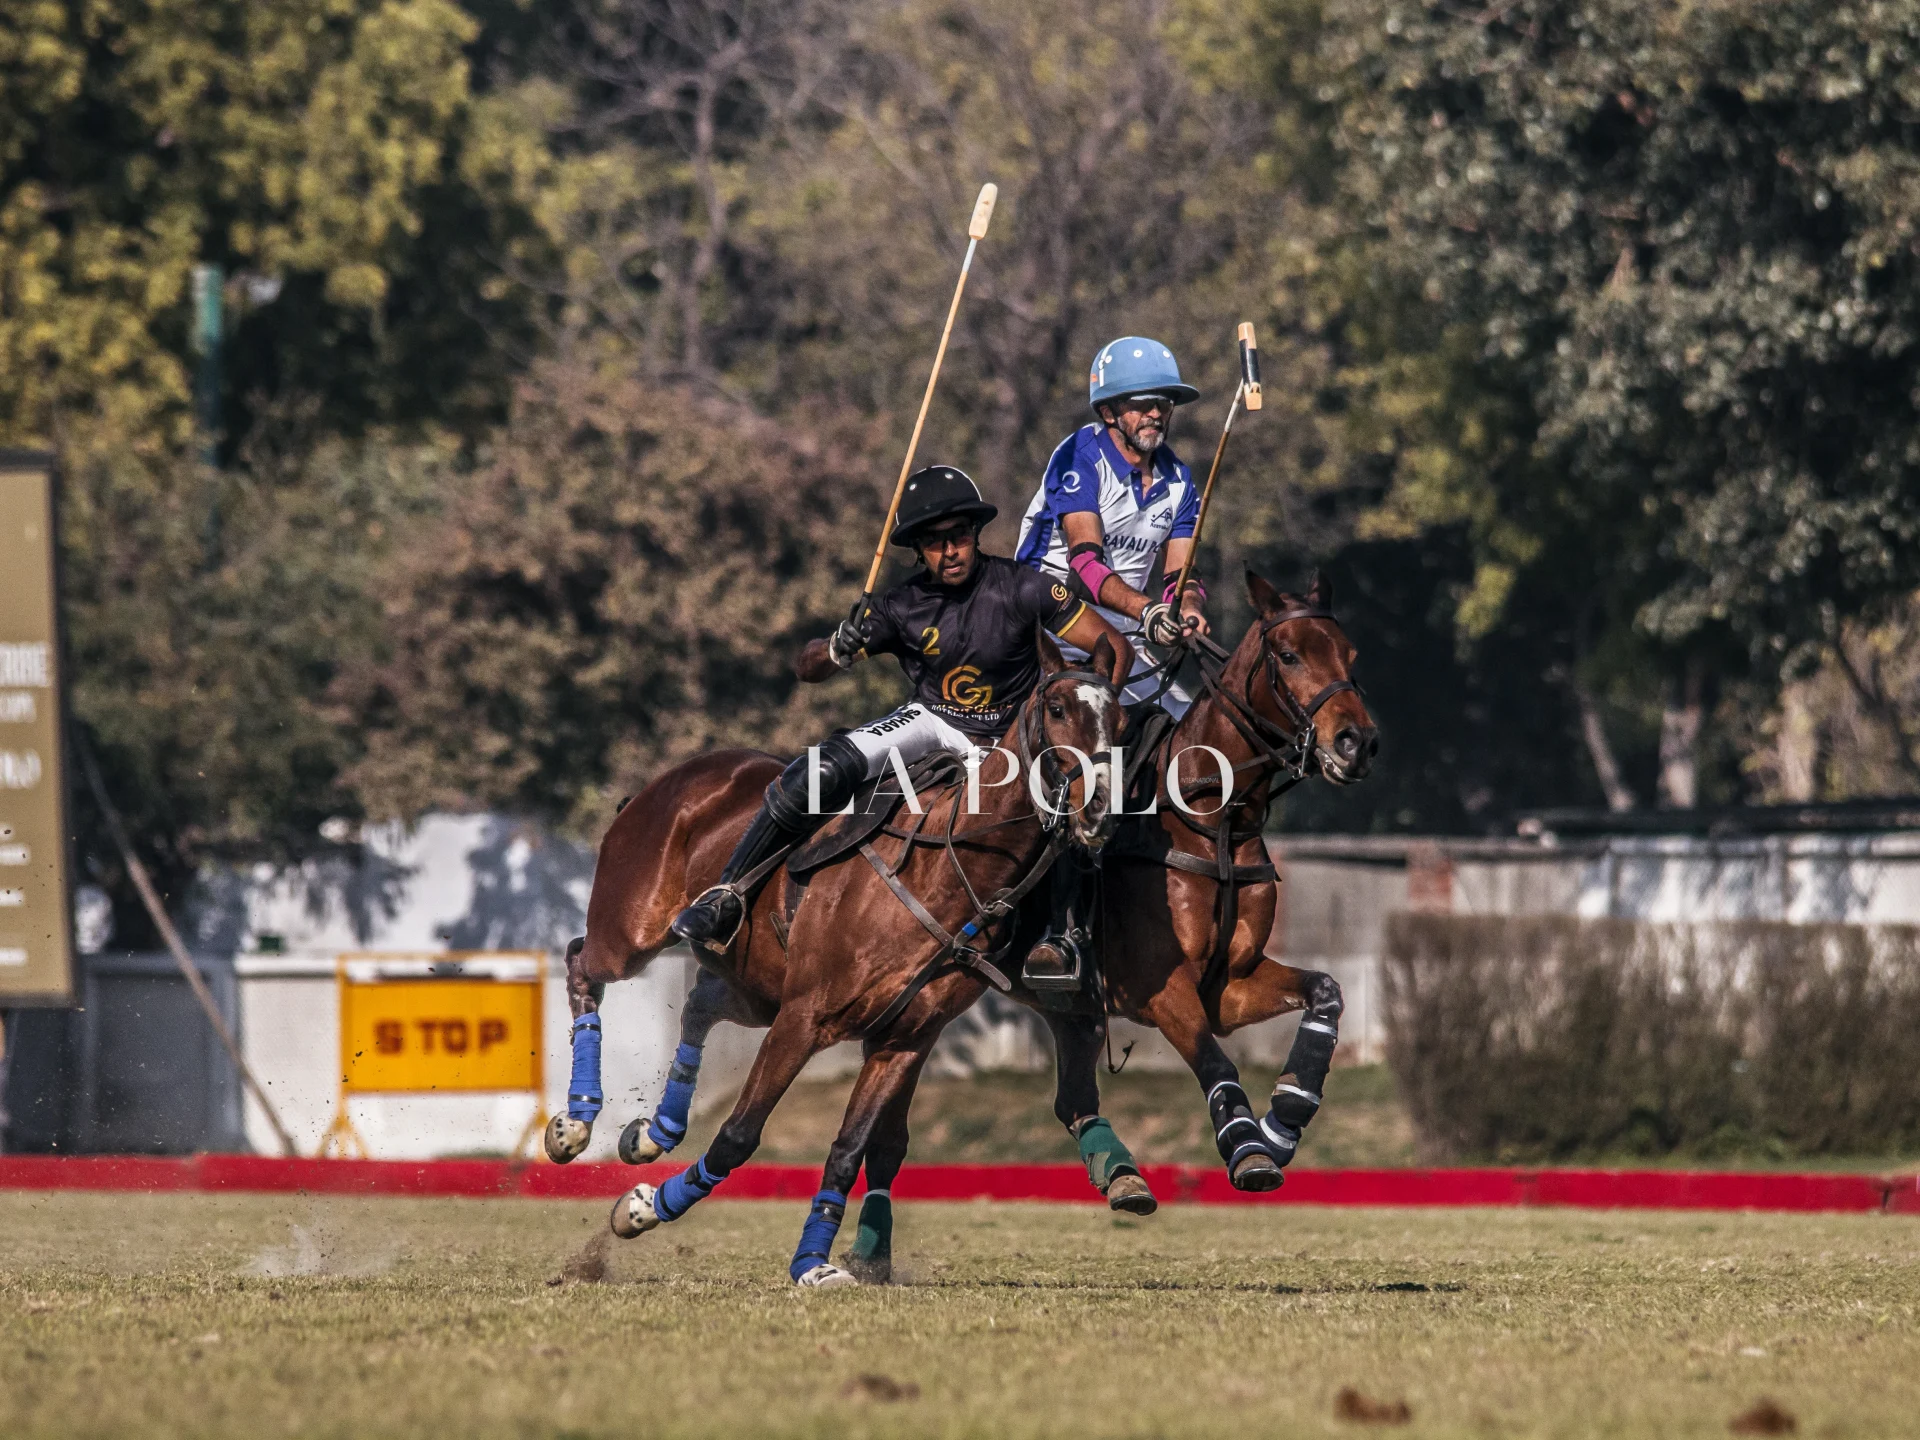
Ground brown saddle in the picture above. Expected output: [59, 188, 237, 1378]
[785, 750, 969, 881]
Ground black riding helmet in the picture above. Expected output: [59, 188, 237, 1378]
[889, 464, 998, 546]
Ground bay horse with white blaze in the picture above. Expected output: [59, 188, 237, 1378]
[553, 631, 1125, 1282]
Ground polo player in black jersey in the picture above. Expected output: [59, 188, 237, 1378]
[670, 465, 1134, 956]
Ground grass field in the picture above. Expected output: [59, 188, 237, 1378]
[5, 1191, 1919, 1438]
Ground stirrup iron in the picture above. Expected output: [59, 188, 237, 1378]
[1022, 929, 1086, 992]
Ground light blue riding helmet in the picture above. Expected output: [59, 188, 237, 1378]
[1087, 336, 1200, 409]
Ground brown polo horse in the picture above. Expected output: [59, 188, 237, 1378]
[1071, 568, 1377, 1192]
[552, 631, 1126, 1282]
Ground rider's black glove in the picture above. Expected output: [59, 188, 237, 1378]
[829, 605, 876, 668]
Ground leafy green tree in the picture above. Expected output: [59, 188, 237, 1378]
[1316, 0, 1920, 806]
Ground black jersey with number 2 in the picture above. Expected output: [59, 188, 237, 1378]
[863, 554, 1088, 738]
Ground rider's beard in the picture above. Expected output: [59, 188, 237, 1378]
[1121, 416, 1164, 456]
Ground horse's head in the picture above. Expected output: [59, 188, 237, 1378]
[1026, 629, 1125, 851]
[1244, 570, 1378, 785]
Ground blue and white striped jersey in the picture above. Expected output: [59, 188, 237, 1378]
[1014, 424, 1199, 634]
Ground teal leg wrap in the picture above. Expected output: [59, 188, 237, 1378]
[849, 1192, 892, 1268]
[1074, 1116, 1139, 1193]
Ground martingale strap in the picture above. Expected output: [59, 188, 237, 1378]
[858, 834, 1059, 1039]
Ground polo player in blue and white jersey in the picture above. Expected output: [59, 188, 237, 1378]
[1013, 337, 1208, 988]
[1016, 336, 1208, 719]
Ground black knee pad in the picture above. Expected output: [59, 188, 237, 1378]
[766, 734, 865, 832]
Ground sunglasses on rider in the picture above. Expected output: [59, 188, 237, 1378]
[1117, 394, 1174, 417]
[917, 522, 975, 551]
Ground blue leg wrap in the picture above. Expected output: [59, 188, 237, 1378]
[653, 1154, 731, 1223]
[567, 1016, 603, 1123]
[788, 1189, 848, 1282]
[648, 1041, 703, 1151]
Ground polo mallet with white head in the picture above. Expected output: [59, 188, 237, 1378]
[1168, 321, 1261, 618]
[858, 183, 998, 614]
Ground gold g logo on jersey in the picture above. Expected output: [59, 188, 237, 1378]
[1051, 582, 1070, 603]
[941, 665, 994, 710]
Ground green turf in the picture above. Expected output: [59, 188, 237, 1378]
[5, 1191, 1919, 1437]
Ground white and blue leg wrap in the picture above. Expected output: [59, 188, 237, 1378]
[789, 1189, 848, 1282]
[653, 1154, 731, 1222]
[648, 1041, 703, 1151]
[567, 1015, 603, 1123]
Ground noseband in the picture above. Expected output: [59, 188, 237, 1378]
[1251, 606, 1360, 759]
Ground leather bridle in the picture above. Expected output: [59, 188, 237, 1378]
[1015, 666, 1116, 833]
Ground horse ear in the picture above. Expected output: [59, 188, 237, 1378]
[1245, 570, 1285, 618]
[1307, 569, 1334, 609]
[1036, 625, 1066, 676]
[1089, 633, 1117, 680]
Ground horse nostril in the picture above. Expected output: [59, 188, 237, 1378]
[1334, 727, 1362, 762]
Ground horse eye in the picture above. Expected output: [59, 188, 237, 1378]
[1278, 650, 1301, 667]
[1047, 702, 1065, 719]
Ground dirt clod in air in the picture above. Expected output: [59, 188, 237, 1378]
[1334, 1387, 1412, 1425]
[841, 1374, 920, 1402]
[1729, 1398, 1798, 1435]
[553, 1230, 610, 1285]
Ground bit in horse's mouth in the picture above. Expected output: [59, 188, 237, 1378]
[1316, 748, 1366, 786]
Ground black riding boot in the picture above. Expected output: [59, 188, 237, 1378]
[670, 736, 867, 952]
[1023, 851, 1095, 991]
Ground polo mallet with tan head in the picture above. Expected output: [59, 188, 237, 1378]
[1168, 321, 1262, 618]
[857, 183, 998, 616]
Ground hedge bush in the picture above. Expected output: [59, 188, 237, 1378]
[1383, 915, 1920, 1161]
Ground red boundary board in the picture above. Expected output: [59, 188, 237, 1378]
[0, 1155, 1916, 1213]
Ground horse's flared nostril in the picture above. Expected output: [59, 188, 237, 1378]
[1334, 727, 1363, 763]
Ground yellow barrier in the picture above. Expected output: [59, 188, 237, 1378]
[319, 952, 548, 1159]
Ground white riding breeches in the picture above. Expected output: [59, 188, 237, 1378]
[843, 703, 986, 778]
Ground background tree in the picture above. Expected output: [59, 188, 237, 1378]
[1317, 0, 1920, 810]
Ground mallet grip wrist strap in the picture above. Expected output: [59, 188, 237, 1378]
[1164, 575, 1206, 608]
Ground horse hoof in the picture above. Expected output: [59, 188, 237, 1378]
[1106, 1172, 1159, 1216]
[619, 1117, 666, 1165]
[1230, 1152, 1285, 1193]
[844, 1253, 892, 1285]
[545, 1114, 592, 1165]
[795, 1263, 859, 1289]
[610, 1184, 662, 1239]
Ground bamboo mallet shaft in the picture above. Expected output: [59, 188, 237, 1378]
[861, 183, 998, 602]
[1171, 321, 1261, 611]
